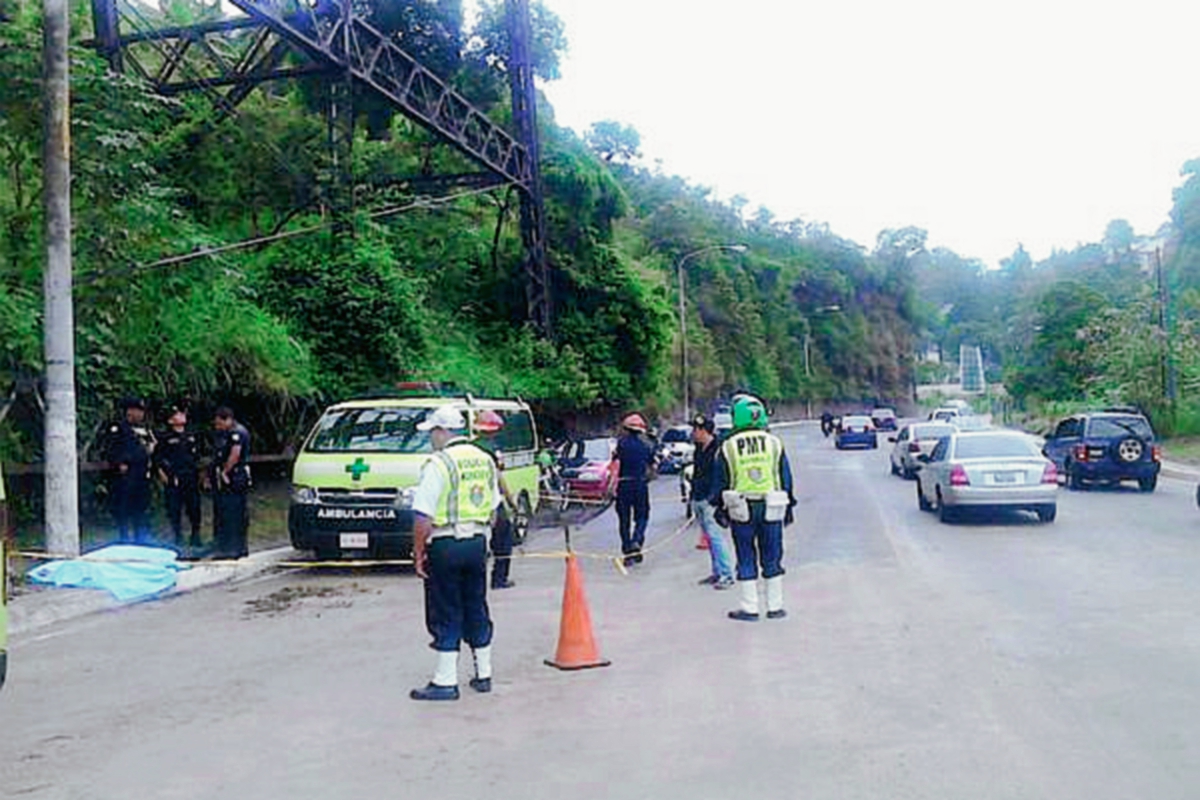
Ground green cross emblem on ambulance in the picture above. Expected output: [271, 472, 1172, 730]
[346, 457, 371, 481]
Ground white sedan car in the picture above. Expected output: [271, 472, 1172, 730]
[915, 430, 1058, 523]
[888, 421, 957, 479]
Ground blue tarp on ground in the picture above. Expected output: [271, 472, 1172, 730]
[27, 545, 191, 602]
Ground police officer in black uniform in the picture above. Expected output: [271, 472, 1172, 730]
[154, 405, 203, 553]
[210, 406, 251, 559]
[105, 397, 156, 544]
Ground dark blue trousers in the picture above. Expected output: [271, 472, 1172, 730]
[490, 507, 513, 587]
[165, 481, 202, 546]
[730, 502, 785, 581]
[213, 490, 248, 558]
[425, 535, 492, 652]
[616, 482, 649, 555]
[112, 474, 151, 544]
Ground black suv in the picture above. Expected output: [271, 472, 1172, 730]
[1042, 410, 1161, 492]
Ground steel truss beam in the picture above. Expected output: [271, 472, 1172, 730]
[223, 0, 532, 189]
[89, 0, 551, 333]
[91, 4, 330, 113]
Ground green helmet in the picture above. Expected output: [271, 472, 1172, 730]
[731, 395, 769, 430]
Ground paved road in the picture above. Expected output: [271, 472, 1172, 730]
[4, 422, 1200, 799]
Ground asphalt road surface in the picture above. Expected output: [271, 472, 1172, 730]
[5, 422, 1200, 800]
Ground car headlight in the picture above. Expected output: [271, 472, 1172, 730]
[395, 487, 416, 509]
[580, 470, 604, 481]
[291, 485, 317, 505]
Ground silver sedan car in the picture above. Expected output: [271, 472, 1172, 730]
[888, 421, 957, 479]
[915, 430, 1059, 523]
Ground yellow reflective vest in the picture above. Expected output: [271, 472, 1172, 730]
[721, 430, 783, 497]
[429, 442, 498, 528]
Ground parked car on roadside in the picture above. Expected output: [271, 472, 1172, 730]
[836, 415, 878, 450]
[713, 403, 733, 434]
[656, 425, 695, 474]
[915, 430, 1058, 523]
[1041, 410, 1161, 492]
[559, 437, 620, 503]
[871, 407, 898, 431]
[888, 421, 957, 479]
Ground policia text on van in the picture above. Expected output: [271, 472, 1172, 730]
[288, 395, 541, 560]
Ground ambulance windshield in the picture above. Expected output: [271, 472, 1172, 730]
[306, 407, 435, 453]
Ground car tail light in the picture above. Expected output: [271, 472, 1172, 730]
[1072, 444, 1088, 463]
[908, 442, 921, 453]
[1041, 463, 1058, 484]
[1152, 445, 1162, 462]
[950, 464, 970, 486]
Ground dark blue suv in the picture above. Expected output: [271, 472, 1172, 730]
[1042, 410, 1161, 492]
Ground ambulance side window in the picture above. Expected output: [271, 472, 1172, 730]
[494, 410, 535, 453]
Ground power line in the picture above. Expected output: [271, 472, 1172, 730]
[81, 183, 508, 283]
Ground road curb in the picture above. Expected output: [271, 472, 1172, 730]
[1162, 465, 1200, 483]
[9, 545, 296, 638]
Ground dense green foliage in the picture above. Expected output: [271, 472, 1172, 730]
[910, 161, 1200, 433]
[0, 0, 971, 460]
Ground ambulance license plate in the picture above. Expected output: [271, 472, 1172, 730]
[339, 533, 369, 549]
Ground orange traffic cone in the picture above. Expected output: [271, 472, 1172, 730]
[695, 532, 711, 550]
[544, 554, 612, 671]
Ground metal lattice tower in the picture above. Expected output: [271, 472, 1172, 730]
[88, 0, 552, 333]
[959, 344, 986, 394]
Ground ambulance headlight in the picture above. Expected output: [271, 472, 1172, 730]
[395, 487, 416, 510]
[291, 485, 318, 505]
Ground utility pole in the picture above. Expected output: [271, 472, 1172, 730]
[1156, 248, 1177, 406]
[679, 264, 688, 420]
[43, 0, 81, 556]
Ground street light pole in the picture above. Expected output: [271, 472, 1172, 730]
[677, 244, 748, 419]
[801, 304, 841, 419]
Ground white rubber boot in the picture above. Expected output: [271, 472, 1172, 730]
[473, 646, 493, 680]
[728, 579, 760, 621]
[410, 650, 461, 701]
[469, 646, 493, 693]
[765, 575, 786, 619]
[433, 650, 459, 687]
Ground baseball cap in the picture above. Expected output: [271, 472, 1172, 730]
[417, 405, 467, 432]
[690, 413, 715, 433]
[121, 396, 147, 410]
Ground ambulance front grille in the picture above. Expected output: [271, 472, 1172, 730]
[317, 488, 400, 506]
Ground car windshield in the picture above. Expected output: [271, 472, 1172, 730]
[662, 428, 690, 443]
[873, 409, 895, 418]
[306, 406, 434, 453]
[1088, 416, 1153, 439]
[843, 416, 872, 427]
[953, 434, 1040, 459]
[582, 439, 612, 461]
[913, 423, 956, 440]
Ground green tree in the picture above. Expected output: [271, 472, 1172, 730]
[585, 120, 641, 165]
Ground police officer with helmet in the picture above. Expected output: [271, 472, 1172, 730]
[105, 396, 156, 543]
[410, 405, 501, 701]
[615, 412, 654, 567]
[711, 394, 796, 621]
[473, 409, 518, 591]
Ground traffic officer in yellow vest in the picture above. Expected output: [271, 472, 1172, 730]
[711, 395, 796, 621]
[410, 405, 501, 701]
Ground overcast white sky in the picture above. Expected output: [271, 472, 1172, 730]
[521, 0, 1200, 266]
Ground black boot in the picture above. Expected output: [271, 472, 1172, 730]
[410, 683, 460, 701]
[727, 610, 760, 622]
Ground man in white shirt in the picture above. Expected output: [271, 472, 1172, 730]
[410, 405, 501, 701]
